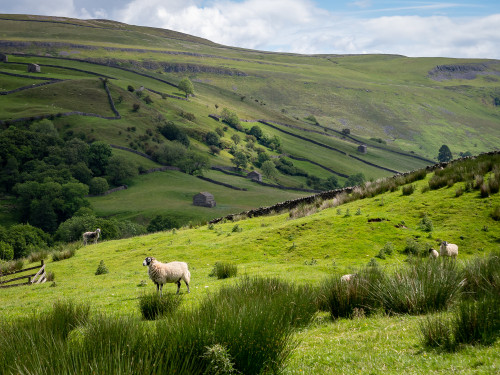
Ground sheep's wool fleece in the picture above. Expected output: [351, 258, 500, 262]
[149, 260, 190, 284]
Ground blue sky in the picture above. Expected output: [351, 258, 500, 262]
[1, 1, 499, 58]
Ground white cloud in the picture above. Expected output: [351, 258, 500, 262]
[114, 0, 500, 58]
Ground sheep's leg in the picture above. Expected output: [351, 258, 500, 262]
[176, 280, 181, 294]
[185, 281, 190, 293]
[159, 284, 163, 297]
[156, 282, 160, 294]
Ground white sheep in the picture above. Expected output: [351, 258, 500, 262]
[429, 248, 439, 259]
[439, 241, 458, 258]
[142, 256, 191, 295]
[341, 273, 356, 282]
[83, 228, 101, 245]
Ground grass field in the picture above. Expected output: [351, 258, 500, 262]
[1, 163, 499, 373]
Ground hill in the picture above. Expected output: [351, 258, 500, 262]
[1, 152, 499, 374]
[0, 14, 499, 230]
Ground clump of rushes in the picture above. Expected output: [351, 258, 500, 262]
[209, 262, 238, 279]
[139, 292, 183, 320]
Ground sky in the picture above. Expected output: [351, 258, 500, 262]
[1, 0, 499, 58]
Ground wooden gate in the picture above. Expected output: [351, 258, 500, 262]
[0, 260, 46, 288]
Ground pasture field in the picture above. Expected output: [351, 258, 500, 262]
[1, 166, 499, 373]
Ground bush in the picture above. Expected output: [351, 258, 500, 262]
[418, 214, 434, 232]
[371, 258, 463, 315]
[0, 241, 14, 261]
[492, 206, 500, 221]
[95, 260, 109, 275]
[402, 184, 416, 196]
[52, 247, 76, 262]
[27, 249, 49, 263]
[202, 344, 238, 375]
[89, 177, 109, 195]
[139, 292, 183, 320]
[147, 215, 179, 232]
[402, 238, 424, 256]
[209, 262, 238, 279]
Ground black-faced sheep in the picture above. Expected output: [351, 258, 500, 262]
[83, 228, 101, 245]
[429, 248, 439, 259]
[440, 241, 458, 258]
[142, 256, 191, 295]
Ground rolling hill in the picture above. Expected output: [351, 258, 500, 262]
[0, 14, 499, 228]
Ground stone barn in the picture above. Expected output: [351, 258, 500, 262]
[193, 192, 216, 208]
[0, 53, 7, 62]
[27, 63, 41, 73]
[357, 144, 367, 154]
[247, 171, 262, 182]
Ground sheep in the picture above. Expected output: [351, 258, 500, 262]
[142, 256, 190, 295]
[439, 241, 458, 258]
[83, 228, 101, 245]
[341, 273, 356, 282]
[429, 248, 439, 259]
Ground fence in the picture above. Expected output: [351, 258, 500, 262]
[0, 260, 46, 288]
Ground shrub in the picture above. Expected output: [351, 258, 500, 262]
[0, 258, 24, 274]
[402, 184, 415, 196]
[480, 183, 489, 198]
[139, 292, 183, 320]
[402, 238, 423, 256]
[371, 258, 463, 315]
[202, 344, 238, 375]
[95, 260, 109, 275]
[52, 247, 76, 262]
[0, 241, 14, 261]
[89, 177, 109, 195]
[27, 249, 49, 263]
[209, 262, 238, 279]
[488, 175, 499, 194]
[492, 206, 500, 221]
[318, 265, 384, 319]
[455, 187, 463, 197]
[418, 214, 434, 232]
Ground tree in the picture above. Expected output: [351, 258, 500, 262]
[155, 141, 187, 166]
[88, 141, 112, 176]
[89, 177, 109, 195]
[220, 108, 242, 130]
[249, 125, 263, 139]
[178, 150, 209, 175]
[344, 173, 365, 188]
[106, 155, 137, 185]
[178, 78, 194, 98]
[147, 215, 179, 232]
[232, 151, 248, 170]
[158, 121, 190, 147]
[205, 131, 220, 147]
[231, 133, 240, 145]
[261, 160, 278, 180]
[438, 144, 453, 162]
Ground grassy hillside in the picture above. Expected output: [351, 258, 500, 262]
[1, 155, 499, 373]
[0, 14, 499, 228]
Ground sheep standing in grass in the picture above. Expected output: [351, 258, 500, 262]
[142, 256, 190, 295]
[341, 274, 356, 282]
[429, 248, 439, 259]
[83, 228, 101, 245]
[440, 241, 458, 258]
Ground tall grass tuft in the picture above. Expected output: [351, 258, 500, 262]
[139, 291, 183, 320]
[371, 258, 463, 315]
[318, 265, 384, 319]
[209, 262, 238, 279]
[461, 250, 500, 300]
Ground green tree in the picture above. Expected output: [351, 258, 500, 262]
[261, 160, 278, 180]
[249, 125, 263, 139]
[147, 215, 179, 232]
[438, 144, 453, 162]
[221, 108, 242, 130]
[0, 241, 14, 261]
[106, 155, 137, 185]
[178, 150, 209, 175]
[231, 133, 240, 145]
[29, 197, 58, 233]
[155, 141, 187, 166]
[158, 121, 190, 147]
[205, 131, 220, 147]
[178, 78, 194, 98]
[344, 173, 365, 188]
[89, 177, 109, 195]
[88, 141, 112, 176]
[232, 151, 248, 170]
[30, 119, 58, 137]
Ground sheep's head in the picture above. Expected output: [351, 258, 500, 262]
[142, 257, 156, 266]
[96, 228, 101, 234]
[441, 241, 448, 246]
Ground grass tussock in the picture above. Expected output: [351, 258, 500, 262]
[138, 292, 183, 320]
[0, 259, 24, 275]
[209, 262, 238, 279]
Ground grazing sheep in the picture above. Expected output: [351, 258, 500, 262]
[429, 248, 439, 259]
[439, 241, 458, 258]
[83, 228, 101, 245]
[142, 256, 190, 295]
[341, 273, 356, 282]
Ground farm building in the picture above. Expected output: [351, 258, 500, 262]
[247, 171, 262, 182]
[27, 63, 41, 73]
[357, 144, 367, 154]
[0, 53, 7, 62]
[193, 192, 216, 208]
